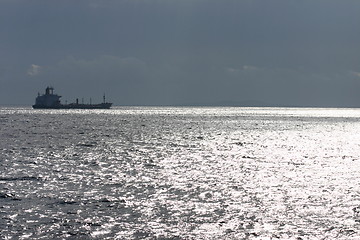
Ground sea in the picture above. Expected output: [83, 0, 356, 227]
[1, 106, 360, 240]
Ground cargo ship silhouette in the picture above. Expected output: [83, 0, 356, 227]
[32, 87, 112, 109]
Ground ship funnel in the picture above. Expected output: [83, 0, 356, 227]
[45, 86, 54, 95]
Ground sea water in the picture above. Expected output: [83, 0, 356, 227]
[1, 107, 360, 239]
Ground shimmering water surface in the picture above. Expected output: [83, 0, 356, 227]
[2, 107, 360, 239]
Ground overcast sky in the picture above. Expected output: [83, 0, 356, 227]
[1, 0, 360, 106]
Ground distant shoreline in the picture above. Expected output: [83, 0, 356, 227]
[2, 105, 360, 109]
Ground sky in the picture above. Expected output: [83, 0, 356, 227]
[1, 0, 360, 107]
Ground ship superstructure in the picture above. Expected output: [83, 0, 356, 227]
[32, 87, 112, 109]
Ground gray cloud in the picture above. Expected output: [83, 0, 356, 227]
[27, 64, 42, 76]
[52, 55, 148, 82]
[1, 0, 360, 106]
[350, 71, 360, 79]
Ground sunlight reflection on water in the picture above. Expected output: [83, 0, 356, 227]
[1, 107, 360, 239]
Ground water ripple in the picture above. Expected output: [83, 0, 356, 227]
[1, 107, 360, 239]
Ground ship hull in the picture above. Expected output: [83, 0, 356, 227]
[32, 103, 112, 109]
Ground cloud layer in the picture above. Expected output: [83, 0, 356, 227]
[1, 0, 360, 106]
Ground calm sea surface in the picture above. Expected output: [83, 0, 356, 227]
[2, 107, 360, 239]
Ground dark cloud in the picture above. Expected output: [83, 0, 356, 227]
[1, 0, 360, 106]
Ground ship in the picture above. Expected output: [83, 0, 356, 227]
[32, 87, 112, 109]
